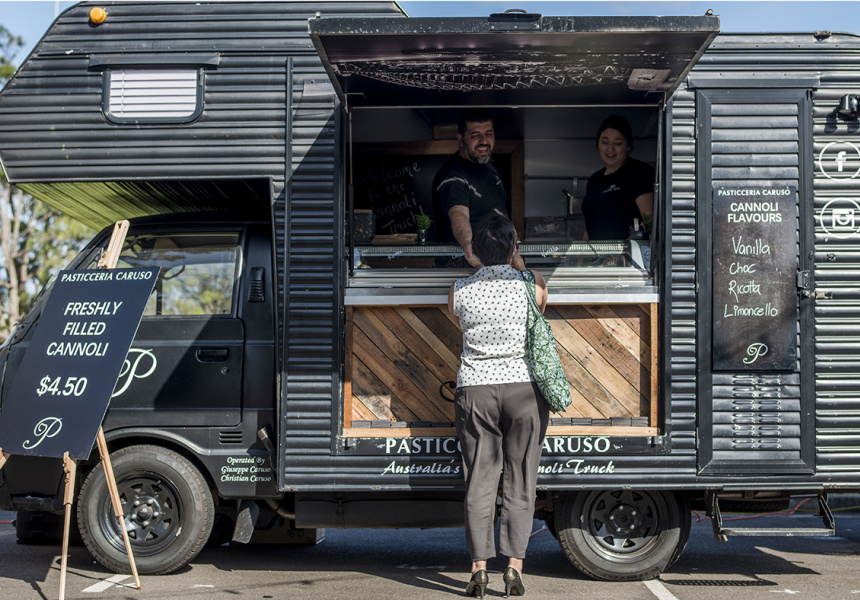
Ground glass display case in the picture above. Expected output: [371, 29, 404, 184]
[352, 240, 649, 270]
[346, 239, 655, 305]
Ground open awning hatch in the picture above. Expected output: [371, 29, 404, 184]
[309, 12, 720, 108]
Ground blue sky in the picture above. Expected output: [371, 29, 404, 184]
[2, 1, 860, 67]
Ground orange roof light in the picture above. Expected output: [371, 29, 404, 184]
[89, 7, 107, 24]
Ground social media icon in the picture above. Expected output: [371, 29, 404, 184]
[819, 141, 860, 179]
[821, 199, 860, 239]
[832, 208, 855, 231]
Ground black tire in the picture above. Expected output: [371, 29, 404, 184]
[15, 510, 84, 546]
[77, 445, 214, 575]
[206, 513, 236, 547]
[544, 514, 559, 540]
[556, 490, 690, 581]
[15, 510, 62, 544]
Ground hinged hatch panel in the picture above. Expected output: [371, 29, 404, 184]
[309, 15, 720, 107]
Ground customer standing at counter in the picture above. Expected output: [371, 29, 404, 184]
[433, 108, 524, 269]
[448, 214, 549, 598]
[582, 114, 654, 240]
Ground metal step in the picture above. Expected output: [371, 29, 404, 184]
[707, 492, 835, 541]
[719, 527, 835, 537]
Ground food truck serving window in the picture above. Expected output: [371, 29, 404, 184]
[312, 14, 719, 436]
[310, 13, 718, 286]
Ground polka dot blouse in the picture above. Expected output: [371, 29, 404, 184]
[453, 264, 534, 387]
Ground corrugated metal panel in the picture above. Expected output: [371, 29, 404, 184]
[700, 32, 860, 477]
[276, 5, 406, 488]
[282, 65, 340, 458]
[686, 32, 860, 482]
[666, 87, 699, 462]
[811, 72, 860, 473]
[0, 1, 404, 228]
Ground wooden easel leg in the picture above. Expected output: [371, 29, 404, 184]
[0, 448, 9, 470]
[96, 428, 141, 590]
[91, 221, 140, 589]
[59, 452, 77, 600]
[97, 220, 130, 269]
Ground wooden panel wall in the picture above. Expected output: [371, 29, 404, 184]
[345, 303, 657, 436]
[346, 306, 461, 427]
[549, 305, 651, 420]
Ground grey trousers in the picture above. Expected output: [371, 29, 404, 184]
[454, 381, 549, 561]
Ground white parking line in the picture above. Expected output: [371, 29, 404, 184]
[643, 579, 680, 600]
[82, 574, 132, 593]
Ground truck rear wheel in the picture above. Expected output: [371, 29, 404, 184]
[555, 490, 690, 581]
[77, 445, 214, 575]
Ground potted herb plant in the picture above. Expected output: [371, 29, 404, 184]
[415, 213, 432, 244]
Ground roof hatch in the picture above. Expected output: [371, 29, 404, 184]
[309, 12, 720, 107]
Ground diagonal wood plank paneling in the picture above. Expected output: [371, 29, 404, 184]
[346, 304, 655, 429]
[352, 355, 419, 422]
[582, 304, 652, 372]
[394, 306, 462, 374]
[354, 308, 455, 418]
[350, 307, 456, 424]
[353, 327, 451, 422]
[556, 305, 651, 405]
[547, 307, 643, 416]
[371, 306, 454, 386]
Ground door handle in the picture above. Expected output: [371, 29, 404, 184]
[196, 347, 229, 362]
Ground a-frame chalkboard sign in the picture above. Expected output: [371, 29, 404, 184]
[0, 221, 154, 598]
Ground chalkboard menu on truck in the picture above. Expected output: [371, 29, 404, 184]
[712, 186, 797, 370]
[0, 268, 158, 459]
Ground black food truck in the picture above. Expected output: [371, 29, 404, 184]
[0, 0, 859, 581]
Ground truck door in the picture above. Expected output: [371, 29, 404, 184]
[101, 229, 245, 428]
[694, 85, 816, 474]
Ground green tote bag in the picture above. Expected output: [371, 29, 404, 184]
[520, 270, 573, 414]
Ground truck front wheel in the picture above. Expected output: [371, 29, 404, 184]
[77, 445, 214, 575]
[555, 490, 690, 581]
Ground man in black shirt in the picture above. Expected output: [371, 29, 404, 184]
[433, 109, 523, 269]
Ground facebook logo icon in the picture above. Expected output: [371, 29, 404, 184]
[819, 141, 860, 179]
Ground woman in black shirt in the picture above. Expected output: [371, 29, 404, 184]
[581, 115, 654, 240]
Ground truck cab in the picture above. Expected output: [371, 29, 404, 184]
[0, 212, 281, 573]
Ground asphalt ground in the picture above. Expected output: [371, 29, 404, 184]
[0, 500, 858, 599]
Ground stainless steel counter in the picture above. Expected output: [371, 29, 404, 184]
[346, 239, 656, 305]
[346, 273, 657, 305]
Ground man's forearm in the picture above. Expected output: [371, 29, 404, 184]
[448, 206, 481, 266]
[448, 206, 473, 251]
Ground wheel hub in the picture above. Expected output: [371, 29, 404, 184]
[130, 498, 161, 526]
[607, 504, 639, 535]
[581, 490, 664, 559]
[111, 476, 180, 550]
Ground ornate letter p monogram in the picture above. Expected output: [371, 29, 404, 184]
[23, 417, 63, 450]
[743, 342, 769, 365]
